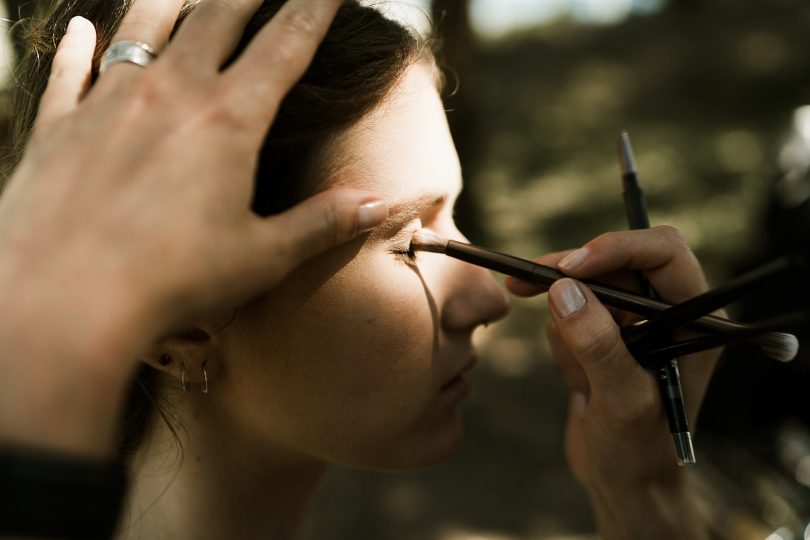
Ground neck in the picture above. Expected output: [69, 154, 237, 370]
[119, 393, 328, 540]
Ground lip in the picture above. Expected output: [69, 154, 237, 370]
[440, 354, 477, 392]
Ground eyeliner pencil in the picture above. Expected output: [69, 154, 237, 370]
[618, 131, 695, 465]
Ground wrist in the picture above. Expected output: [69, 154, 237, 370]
[0, 275, 151, 459]
[587, 473, 709, 540]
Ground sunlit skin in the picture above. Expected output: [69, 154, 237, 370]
[126, 63, 510, 539]
[221, 64, 511, 470]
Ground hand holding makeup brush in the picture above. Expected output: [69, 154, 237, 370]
[506, 226, 715, 539]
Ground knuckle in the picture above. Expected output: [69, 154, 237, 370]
[211, 0, 243, 16]
[134, 68, 169, 101]
[270, 41, 301, 71]
[106, 69, 180, 126]
[655, 225, 701, 272]
[276, 6, 321, 39]
[259, 225, 293, 279]
[318, 200, 344, 246]
[573, 323, 625, 366]
[587, 230, 619, 251]
[194, 0, 253, 33]
[655, 225, 688, 249]
[163, 44, 197, 74]
[211, 81, 263, 131]
[122, 78, 162, 116]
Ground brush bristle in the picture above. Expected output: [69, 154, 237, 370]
[757, 332, 799, 363]
[410, 229, 448, 253]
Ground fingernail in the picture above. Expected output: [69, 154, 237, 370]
[550, 279, 586, 318]
[356, 200, 388, 233]
[572, 391, 588, 418]
[66, 16, 88, 34]
[559, 248, 589, 272]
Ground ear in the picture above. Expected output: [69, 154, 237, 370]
[141, 318, 229, 390]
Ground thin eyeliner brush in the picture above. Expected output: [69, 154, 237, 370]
[622, 254, 805, 347]
[409, 230, 796, 362]
[638, 311, 805, 367]
[618, 130, 694, 466]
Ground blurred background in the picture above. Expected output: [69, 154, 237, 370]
[2, 0, 810, 538]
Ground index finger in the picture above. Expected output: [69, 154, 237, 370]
[555, 226, 709, 304]
[505, 249, 573, 297]
[220, 0, 343, 126]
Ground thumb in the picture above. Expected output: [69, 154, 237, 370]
[252, 189, 387, 280]
[548, 278, 652, 406]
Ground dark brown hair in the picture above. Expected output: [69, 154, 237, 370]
[3, 0, 433, 456]
[4, 2, 434, 208]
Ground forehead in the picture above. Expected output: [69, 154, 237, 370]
[326, 63, 462, 202]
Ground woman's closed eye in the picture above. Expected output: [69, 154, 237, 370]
[389, 244, 418, 265]
[388, 224, 421, 266]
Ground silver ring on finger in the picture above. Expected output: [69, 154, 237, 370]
[99, 40, 158, 75]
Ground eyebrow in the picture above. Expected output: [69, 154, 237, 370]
[374, 193, 447, 238]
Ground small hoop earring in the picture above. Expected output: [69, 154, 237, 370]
[158, 354, 172, 366]
[181, 362, 190, 392]
[201, 361, 209, 395]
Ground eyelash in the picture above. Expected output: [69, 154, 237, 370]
[388, 227, 420, 265]
[390, 245, 418, 265]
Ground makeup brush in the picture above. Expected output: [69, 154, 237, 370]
[410, 230, 798, 363]
[637, 311, 804, 367]
[622, 254, 806, 346]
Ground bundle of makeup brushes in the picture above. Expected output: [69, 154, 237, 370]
[620, 254, 804, 367]
[622, 256, 807, 366]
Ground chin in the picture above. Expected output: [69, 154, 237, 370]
[356, 411, 466, 473]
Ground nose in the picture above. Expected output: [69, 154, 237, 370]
[440, 245, 511, 333]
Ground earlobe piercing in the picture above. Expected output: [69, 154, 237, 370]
[179, 361, 209, 394]
[201, 361, 209, 395]
[158, 354, 172, 366]
[181, 362, 190, 392]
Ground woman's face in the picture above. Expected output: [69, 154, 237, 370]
[218, 63, 510, 471]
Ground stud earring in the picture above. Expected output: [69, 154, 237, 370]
[158, 354, 172, 366]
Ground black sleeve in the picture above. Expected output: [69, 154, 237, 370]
[0, 445, 127, 539]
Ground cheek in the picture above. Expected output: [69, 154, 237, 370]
[221, 241, 466, 468]
[231, 248, 440, 429]
[293, 252, 437, 398]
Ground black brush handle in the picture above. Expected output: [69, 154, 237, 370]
[620, 128, 692, 465]
[623, 255, 804, 345]
[444, 240, 771, 340]
[638, 311, 805, 366]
